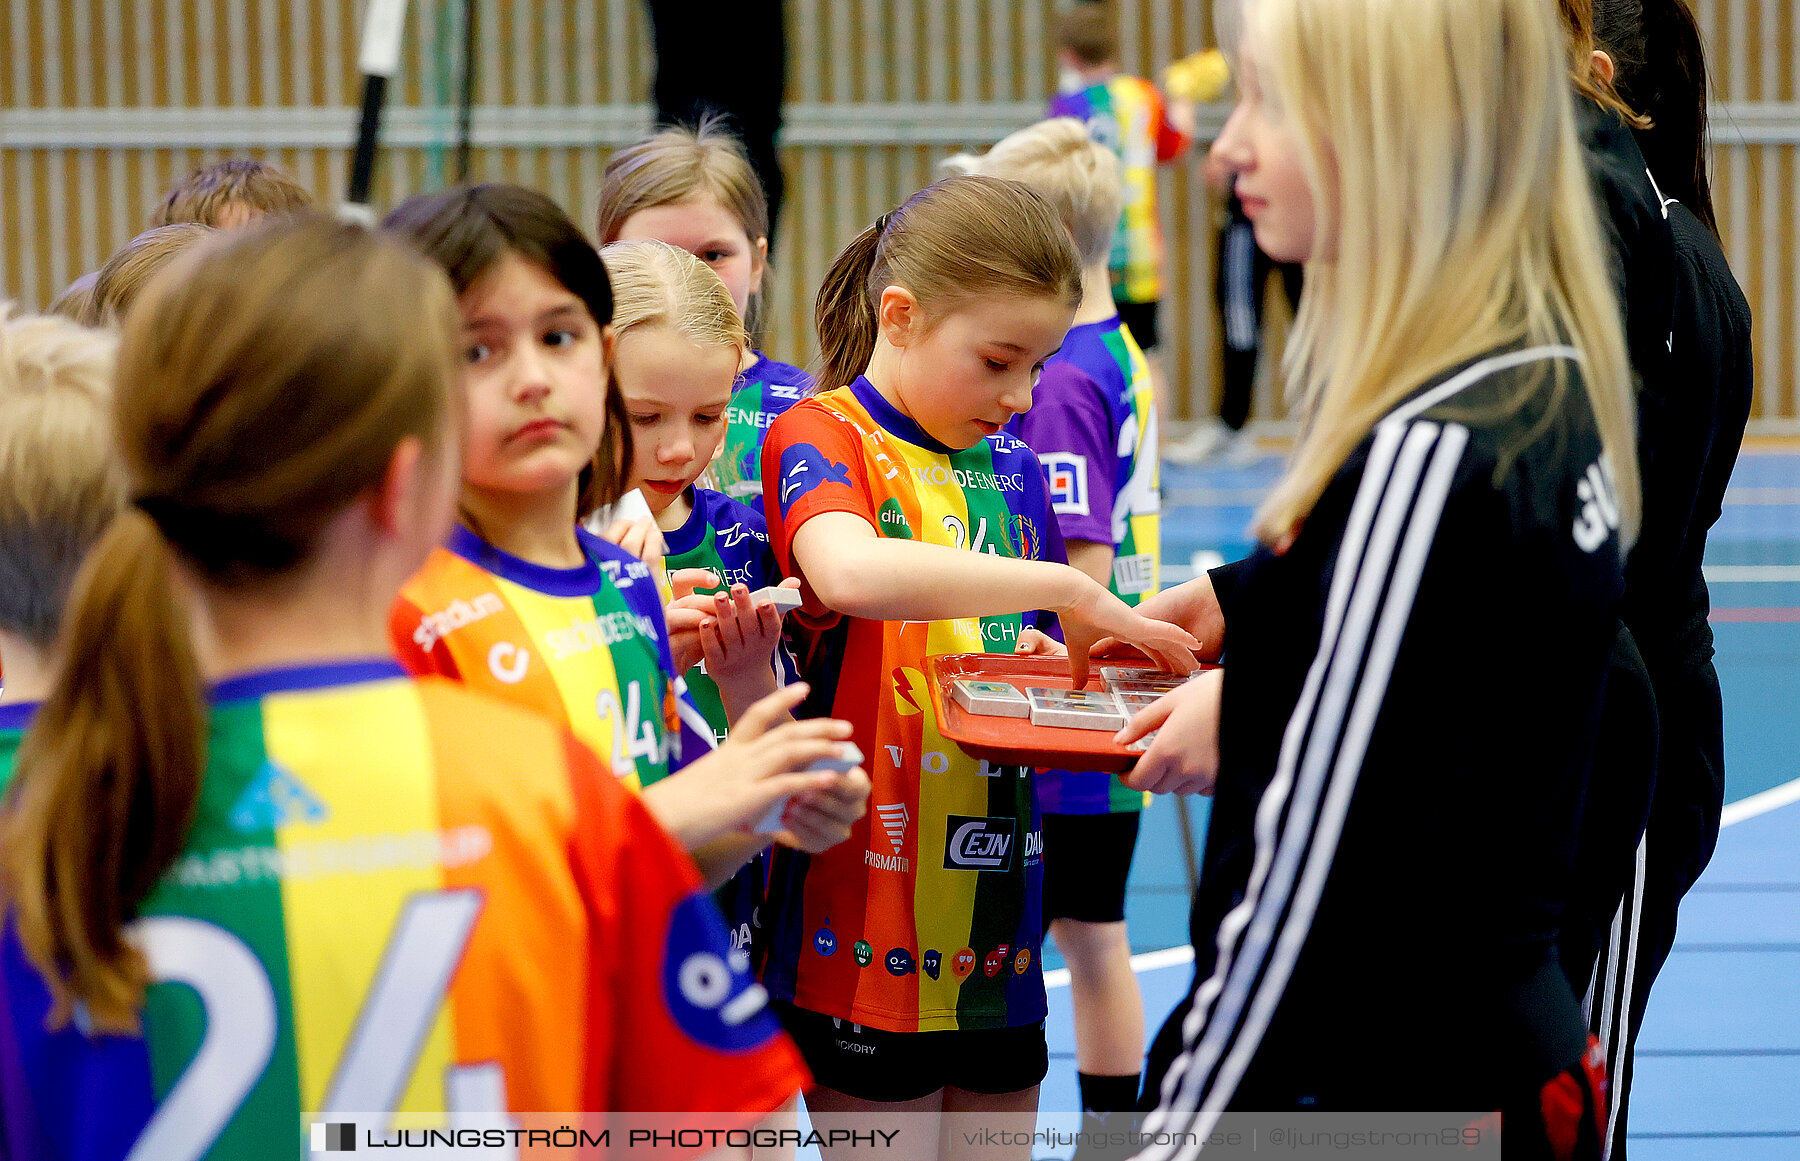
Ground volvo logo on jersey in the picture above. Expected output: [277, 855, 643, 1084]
[942, 815, 1016, 870]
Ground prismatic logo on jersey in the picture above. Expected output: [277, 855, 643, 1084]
[943, 815, 1016, 871]
[865, 802, 911, 872]
[876, 802, 908, 852]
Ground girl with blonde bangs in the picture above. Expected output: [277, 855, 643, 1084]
[0, 217, 810, 1152]
[604, 238, 813, 968]
[1122, 0, 1636, 1152]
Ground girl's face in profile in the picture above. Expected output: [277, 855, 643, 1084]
[1212, 39, 1323, 264]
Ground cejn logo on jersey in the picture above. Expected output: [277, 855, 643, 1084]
[943, 815, 1016, 871]
[1572, 455, 1623, 554]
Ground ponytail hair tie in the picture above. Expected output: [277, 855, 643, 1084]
[874, 210, 895, 236]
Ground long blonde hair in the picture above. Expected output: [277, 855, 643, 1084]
[1249, 0, 1639, 550]
[0, 218, 460, 1033]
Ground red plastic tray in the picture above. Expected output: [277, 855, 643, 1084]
[926, 653, 1217, 773]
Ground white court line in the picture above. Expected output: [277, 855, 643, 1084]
[1720, 775, 1800, 828]
[1059, 782, 1800, 992]
[1045, 943, 1195, 989]
[1704, 565, 1800, 583]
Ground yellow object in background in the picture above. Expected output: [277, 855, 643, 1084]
[1164, 49, 1230, 103]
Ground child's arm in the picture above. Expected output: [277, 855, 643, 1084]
[1066, 540, 1116, 586]
[792, 511, 1195, 681]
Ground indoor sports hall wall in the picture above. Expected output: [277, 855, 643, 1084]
[1, 0, 1796, 431]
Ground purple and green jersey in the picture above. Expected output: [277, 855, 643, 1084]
[1010, 316, 1161, 814]
[714, 353, 811, 501]
[661, 486, 803, 964]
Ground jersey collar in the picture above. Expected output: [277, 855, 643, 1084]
[850, 376, 956, 455]
[446, 523, 603, 597]
[660, 487, 711, 558]
[211, 658, 408, 703]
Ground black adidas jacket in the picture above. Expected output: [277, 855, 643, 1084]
[1143, 348, 1624, 1131]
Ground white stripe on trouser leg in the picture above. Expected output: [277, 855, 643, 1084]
[1602, 834, 1648, 1160]
[1141, 422, 1410, 1143]
[1139, 422, 1446, 1157]
[1169, 424, 1467, 1160]
[1189, 424, 1469, 1148]
[1225, 224, 1258, 351]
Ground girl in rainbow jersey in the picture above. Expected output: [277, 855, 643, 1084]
[758, 174, 1197, 1159]
[384, 185, 868, 886]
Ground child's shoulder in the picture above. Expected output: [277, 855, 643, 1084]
[693, 486, 771, 537]
[743, 353, 812, 390]
[578, 526, 661, 590]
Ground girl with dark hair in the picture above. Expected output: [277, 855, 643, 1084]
[384, 185, 871, 888]
[1558, 4, 1753, 1155]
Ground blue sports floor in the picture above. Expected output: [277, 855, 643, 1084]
[1031, 442, 1800, 1155]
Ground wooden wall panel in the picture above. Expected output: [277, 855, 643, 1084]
[0, 0, 1794, 428]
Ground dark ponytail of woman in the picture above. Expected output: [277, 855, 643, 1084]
[1596, 0, 1717, 234]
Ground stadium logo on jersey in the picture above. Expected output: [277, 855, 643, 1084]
[311, 1123, 357, 1152]
[776, 444, 853, 517]
[1041, 453, 1090, 516]
[943, 815, 1016, 870]
[877, 497, 914, 539]
[230, 761, 327, 832]
[412, 591, 504, 651]
[663, 891, 780, 1052]
[1572, 456, 1622, 554]
[487, 641, 530, 684]
[891, 666, 928, 716]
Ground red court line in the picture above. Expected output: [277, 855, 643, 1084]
[1710, 608, 1800, 623]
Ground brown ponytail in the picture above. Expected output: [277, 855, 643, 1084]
[812, 175, 1083, 395]
[813, 220, 887, 394]
[2, 512, 205, 1032]
[0, 215, 461, 1033]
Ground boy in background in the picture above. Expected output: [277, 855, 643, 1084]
[150, 158, 314, 230]
[1050, 1, 1194, 423]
